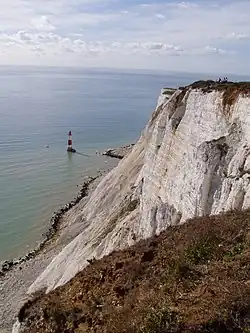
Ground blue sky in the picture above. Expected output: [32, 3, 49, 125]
[0, 0, 249, 74]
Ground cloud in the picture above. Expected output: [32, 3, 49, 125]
[222, 32, 250, 40]
[0, 31, 185, 57]
[0, 0, 249, 73]
[155, 13, 165, 20]
[31, 16, 55, 31]
[203, 45, 227, 55]
[174, 1, 199, 9]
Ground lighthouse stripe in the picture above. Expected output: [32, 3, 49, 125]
[68, 140, 72, 145]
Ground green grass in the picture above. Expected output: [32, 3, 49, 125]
[185, 235, 218, 265]
[224, 242, 245, 261]
[141, 308, 181, 333]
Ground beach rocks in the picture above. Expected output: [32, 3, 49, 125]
[0, 176, 97, 277]
[103, 144, 134, 159]
[1, 260, 14, 272]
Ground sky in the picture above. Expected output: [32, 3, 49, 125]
[0, 0, 249, 74]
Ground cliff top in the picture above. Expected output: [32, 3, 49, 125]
[18, 210, 250, 333]
[188, 80, 250, 109]
[189, 80, 250, 90]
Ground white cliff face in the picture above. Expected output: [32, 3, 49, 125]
[28, 87, 250, 295]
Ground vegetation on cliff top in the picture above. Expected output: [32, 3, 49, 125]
[18, 210, 250, 333]
[147, 80, 250, 127]
[189, 80, 250, 111]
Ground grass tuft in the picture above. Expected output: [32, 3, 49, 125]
[141, 308, 181, 333]
[185, 235, 218, 265]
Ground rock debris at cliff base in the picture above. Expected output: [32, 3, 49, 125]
[0, 176, 98, 278]
[102, 144, 135, 159]
[17, 210, 250, 333]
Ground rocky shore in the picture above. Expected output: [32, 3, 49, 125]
[102, 144, 134, 159]
[0, 173, 113, 333]
[0, 176, 97, 278]
[1, 144, 134, 278]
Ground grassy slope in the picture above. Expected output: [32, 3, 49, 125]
[19, 210, 250, 333]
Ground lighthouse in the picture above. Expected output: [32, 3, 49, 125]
[67, 131, 76, 153]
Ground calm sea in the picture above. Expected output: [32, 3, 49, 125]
[1, 67, 248, 261]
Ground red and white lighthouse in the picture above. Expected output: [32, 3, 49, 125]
[67, 131, 76, 152]
[67, 131, 72, 151]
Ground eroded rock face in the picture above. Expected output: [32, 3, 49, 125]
[28, 86, 250, 294]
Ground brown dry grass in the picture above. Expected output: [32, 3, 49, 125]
[220, 83, 250, 111]
[18, 210, 250, 333]
[190, 80, 250, 113]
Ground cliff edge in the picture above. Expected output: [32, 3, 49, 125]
[27, 81, 250, 296]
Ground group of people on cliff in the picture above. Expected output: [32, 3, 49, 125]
[217, 77, 228, 83]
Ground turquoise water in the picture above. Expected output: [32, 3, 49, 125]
[1, 67, 248, 261]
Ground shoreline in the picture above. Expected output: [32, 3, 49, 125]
[0, 146, 130, 332]
[1, 145, 132, 277]
[0, 176, 98, 277]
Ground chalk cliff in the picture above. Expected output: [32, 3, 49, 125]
[28, 81, 250, 295]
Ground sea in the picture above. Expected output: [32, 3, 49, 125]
[0, 66, 249, 262]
